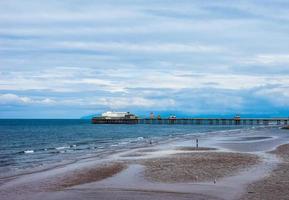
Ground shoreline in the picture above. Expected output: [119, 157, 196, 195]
[0, 125, 275, 180]
[0, 127, 289, 200]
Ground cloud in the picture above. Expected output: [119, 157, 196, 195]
[0, 67, 126, 92]
[254, 85, 289, 106]
[96, 97, 175, 109]
[244, 54, 289, 65]
[0, 93, 56, 105]
[1, 0, 289, 118]
[0, 1, 140, 23]
[2, 67, 289, 95]
[56, 41, 224, 54]
[0, 93, 32, 104]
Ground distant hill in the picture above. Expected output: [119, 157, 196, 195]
[80, 114, 99, 119]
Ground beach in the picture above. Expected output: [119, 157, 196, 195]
[141, 152, 259, 183]
[1, 126, 289, 200]
[241, 144, 289, 200]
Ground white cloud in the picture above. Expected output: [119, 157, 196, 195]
[0, 68, 126, 93]
[2, 67, 289, 94]
[96, 97, 175, 109]
[0, 93, 56, 105]
[53, 41, 224, 54]
[0, 1, 141, 22]
[126, 70, 289, 90]
[0, 93, 32, 104]
[12, 95, 176, 110]
[243, 54, 289, 65]
[255, 86, 289, 106]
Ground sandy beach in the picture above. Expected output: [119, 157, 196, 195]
[141, 152, 259, 183]
[241, 144, 289, 200]
[1, 127, 289, 200]
[49, 162, 126, 191]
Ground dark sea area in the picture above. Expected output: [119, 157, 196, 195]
[0, 119, 253, 177]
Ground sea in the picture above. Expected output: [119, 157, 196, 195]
[0, 119, 258, 178]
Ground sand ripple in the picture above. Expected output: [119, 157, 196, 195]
[141, 152, 259, 183]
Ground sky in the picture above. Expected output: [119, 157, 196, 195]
[1, 0, 289, 118]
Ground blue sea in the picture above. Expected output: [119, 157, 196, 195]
[0, 119, 246, 177]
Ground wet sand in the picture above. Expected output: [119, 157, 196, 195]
[49, 162, 126, 190]
[0, 162, 126, 200]
[37, 188, 223, 200]
[176, 146, 217, 151]
[241, 144, 289, 200]
[141, 152, 259, 183]
[121, 152, 146, 157]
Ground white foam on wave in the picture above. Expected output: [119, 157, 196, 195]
[137, 137, 144, 140]
[24, 150, 34, 154]
[55, 146, 70, 150]
[118, 141, 129, 145]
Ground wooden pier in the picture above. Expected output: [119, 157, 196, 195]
[92, 117, 289, 126]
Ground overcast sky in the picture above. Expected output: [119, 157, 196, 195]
[1, 0, 289, 118]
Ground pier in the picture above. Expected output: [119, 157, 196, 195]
[92, 117, 289, 126]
